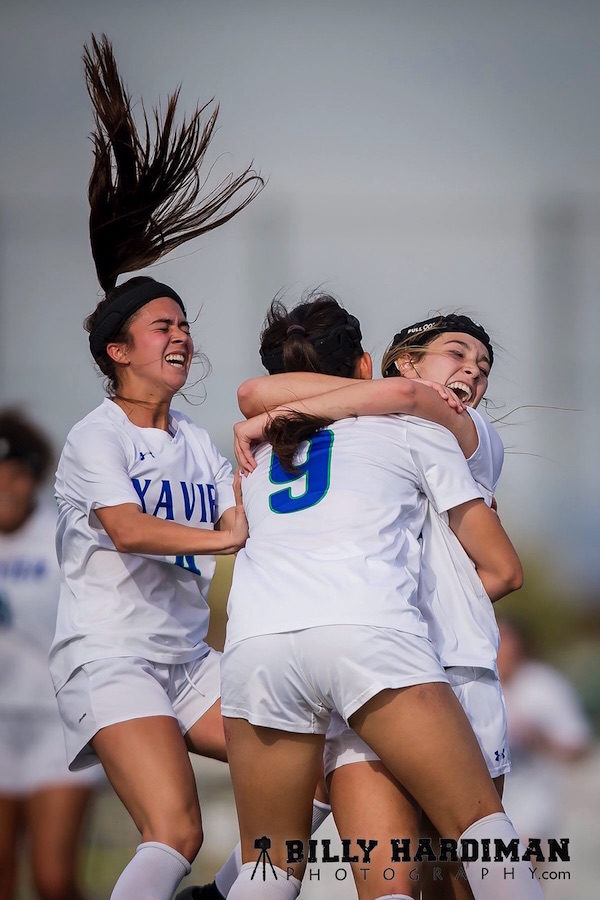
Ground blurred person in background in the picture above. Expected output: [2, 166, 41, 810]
[0, 409, 102, 900]
[497, 616, 592, 840]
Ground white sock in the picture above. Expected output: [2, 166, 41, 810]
[310, 798, 331, 833]
[215, 842, 242, 896]
[376, 895, 414, 899]
[110, 841, 191, 900]
[215, 800, 331, 897]
[227, 862, 301, 900]
[460, 813, 544, 898]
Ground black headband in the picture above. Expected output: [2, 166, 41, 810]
[89, 281, 186, 362]
[384, 314, 493, 376]
[260, 313, 363, 377]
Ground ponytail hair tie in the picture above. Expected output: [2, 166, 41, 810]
[286, 324, 306, 337]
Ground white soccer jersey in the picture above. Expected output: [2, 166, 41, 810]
[226, 415, 484, 646]
[50, 399, 234, 692]
[0, 504, 61, 711]
[416, 406, 505, 670]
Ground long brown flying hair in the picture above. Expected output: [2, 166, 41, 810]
[83, 34, 264, 294]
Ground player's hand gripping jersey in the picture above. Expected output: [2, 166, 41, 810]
[416, 406, 505, 671]
[226, 414, 484, 646]
[50, 399, 234, 692]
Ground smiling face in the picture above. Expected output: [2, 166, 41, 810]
[399, 331, 491, 407]
[106, 297, 194, 399]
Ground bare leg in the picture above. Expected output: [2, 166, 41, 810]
[26, 785, 93, 900]
[92, 715, 202, 858]
[351, 688, 543, 899]
[223, 717, 324, 878]
[420, 776, 505, 900]
[349, 685, 503, 838]
[185, 699, 228, 762]
[314, 770, 329, 805]
[92, 716, 202, 899]
[176, 707, 332, 900]
[0, 796, 21, 900]
[328, 760, 421, 900]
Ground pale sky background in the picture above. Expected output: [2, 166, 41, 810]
[1, 0, 599, 591]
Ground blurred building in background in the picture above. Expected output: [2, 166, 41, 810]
[1, 2, 598, 897]
[2, 1, 599, 589]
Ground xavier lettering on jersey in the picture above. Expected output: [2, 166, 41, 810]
[0, 558, 48, 580]
[131, 478, 217, 524]
[130, 478, 216, 577]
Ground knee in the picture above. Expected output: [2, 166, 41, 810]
[176, 821, 204, 863]
[140, 789, 204, 862]
[145, 818, 204, 863]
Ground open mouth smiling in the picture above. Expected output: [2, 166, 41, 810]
[446, 381, 473, 404]
[165, 353, 186, 368]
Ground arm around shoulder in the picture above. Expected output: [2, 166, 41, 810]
[237, 373, 356, 418]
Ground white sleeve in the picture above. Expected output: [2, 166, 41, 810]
[465, 407, 504, 499]
[59, 424, 141, 515]
[191, 426, 235, 520]
[212, 449, 235, 521]
[405, 418, 485, 514]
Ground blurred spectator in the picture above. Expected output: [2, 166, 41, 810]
[0, 410, 103, 900]
[498, 617, 592, 839]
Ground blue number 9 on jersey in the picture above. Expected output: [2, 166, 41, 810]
[268, 430, 334, 514]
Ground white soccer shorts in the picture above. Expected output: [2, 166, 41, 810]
[324, 665, 510, 778]
[221, 625, 448, 733]
[56, 649, 221, 770]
